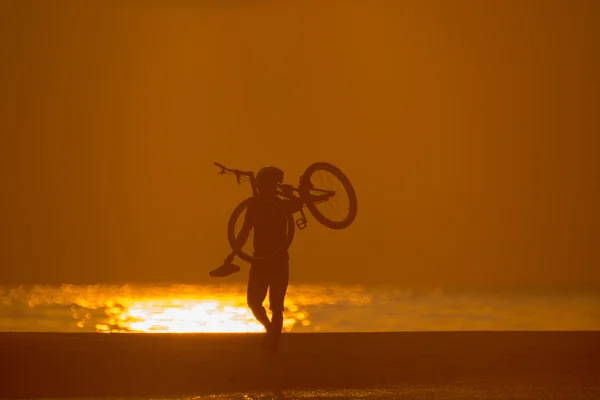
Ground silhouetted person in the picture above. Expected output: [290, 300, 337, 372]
[222, 166, 307, 354]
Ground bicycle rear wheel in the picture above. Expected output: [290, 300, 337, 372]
[227, 197, 295, 263]
[299, 162, 358, 229]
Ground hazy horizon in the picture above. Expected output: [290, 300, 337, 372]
[2, 1, 598, 289]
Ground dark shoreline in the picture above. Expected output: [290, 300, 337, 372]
[2, 331, 599, 399]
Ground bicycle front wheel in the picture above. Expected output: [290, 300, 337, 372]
[299, 162, 358, 229]
[227, 197, 296, 263]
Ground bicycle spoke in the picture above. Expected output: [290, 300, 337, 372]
[308, 168, 353, 223]
[308, 173, 326, 217]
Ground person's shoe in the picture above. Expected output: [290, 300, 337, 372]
[261, 331, 272, 351]
[261, 323, 274, 351]
[268, 338, 279, 355]
[209, 262, 240, 278]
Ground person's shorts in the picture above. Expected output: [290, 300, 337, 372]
[247, 259, 289, 312]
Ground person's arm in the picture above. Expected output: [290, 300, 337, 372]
[224, 204, 254, 264]
[280, 197, 303, 214]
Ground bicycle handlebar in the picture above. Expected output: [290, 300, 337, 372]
[214, 162, 254, 177]
[215, 162, 333, 199]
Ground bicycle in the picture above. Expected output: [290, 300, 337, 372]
[214, 161, 358, 263]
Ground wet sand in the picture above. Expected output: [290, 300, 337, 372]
[1, 331, 599, 399]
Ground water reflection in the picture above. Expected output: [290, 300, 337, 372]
[0, 284, 370, 333]
[97, 299, 266, 333]
[1, 284, 599, 332]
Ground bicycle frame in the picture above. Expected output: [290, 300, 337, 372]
[215, 162, 316, 229]
[215, 160, 332, 192]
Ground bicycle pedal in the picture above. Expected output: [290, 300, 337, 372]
[296, 218, 307, 230]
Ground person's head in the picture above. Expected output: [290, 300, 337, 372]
[255, 166, 284, 196]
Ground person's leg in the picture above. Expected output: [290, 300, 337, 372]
[268, 261, 289, 353]
[247, 266, 271, 331]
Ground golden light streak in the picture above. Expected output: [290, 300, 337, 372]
[3, 284, 597, 332]
[0, 284, 371, 333]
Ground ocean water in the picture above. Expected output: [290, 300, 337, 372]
[1, 284, 599, 333]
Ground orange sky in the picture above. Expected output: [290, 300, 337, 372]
[1, 1, 598, 287]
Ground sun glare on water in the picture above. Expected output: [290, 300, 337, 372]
[97, 299, 273, 333]
[3, 284, 597, 332]
[0, 284, 368, 333]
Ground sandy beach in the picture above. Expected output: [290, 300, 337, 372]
[1, 331, 599, 399]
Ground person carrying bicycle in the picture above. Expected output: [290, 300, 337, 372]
[214, 166, 303, 354]
[210, 161, 357, 354]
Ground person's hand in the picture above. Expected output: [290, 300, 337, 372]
[224, 252, 235, 265]
[298, 176, 313, 191]
[279, 183, 295, 197]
